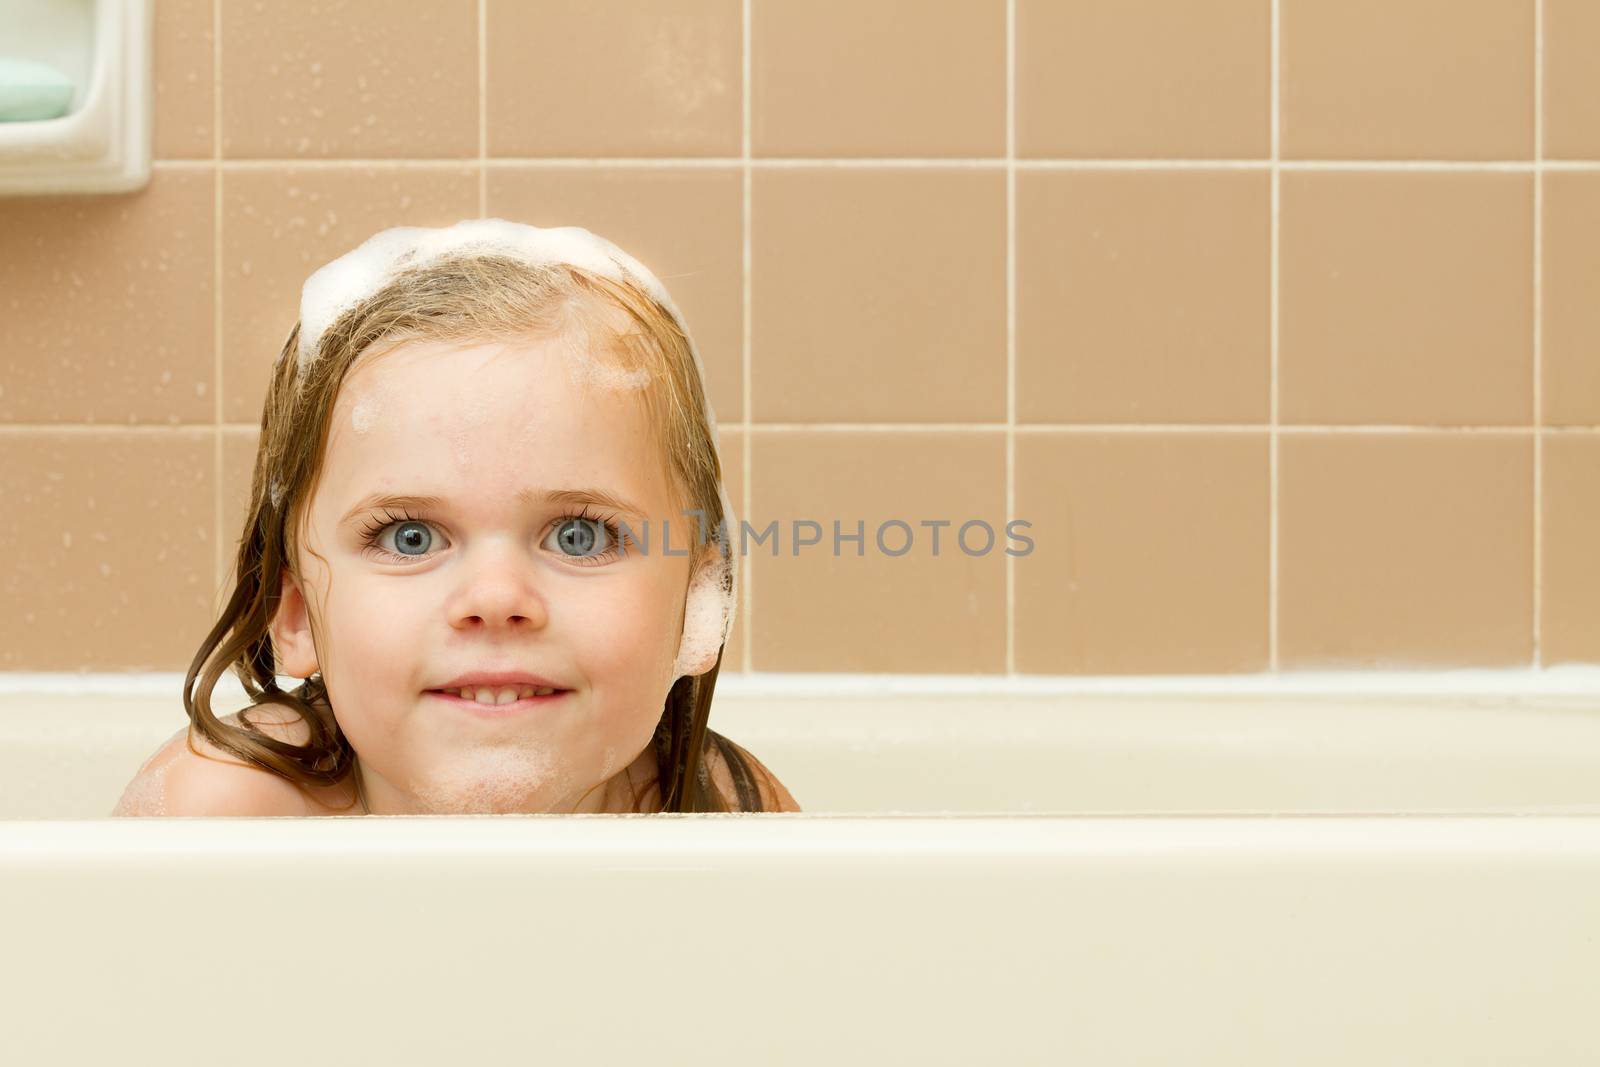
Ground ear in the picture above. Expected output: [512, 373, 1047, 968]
[270, 569, 320, 680]
[672, 547, 734, 679]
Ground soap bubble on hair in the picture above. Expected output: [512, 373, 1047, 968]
[671, 532, 736, 678]
[295, 219, 680, 379]
[550, 307, 650, 392]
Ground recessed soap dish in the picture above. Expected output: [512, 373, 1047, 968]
[0, 0, 153, 196]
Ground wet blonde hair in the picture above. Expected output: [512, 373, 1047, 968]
[183, 253, 762, 812]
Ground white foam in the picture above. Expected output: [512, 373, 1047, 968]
[296, 219, 681, 373]
[672, 478, 739, 679]
[111, 759, 169, 816]
[551, 316, 651, 391]
[405, 740, 576, 815]
[349, 396, 378, 434]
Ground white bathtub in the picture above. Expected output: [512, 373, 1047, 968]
[3, 671, 1600, 1065]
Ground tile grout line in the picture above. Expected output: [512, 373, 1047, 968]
[212, 0, 224, 601]
[741, 0, 753, 674]
[1534, 0, 1544, 667]
[10, 423, 1600, 434]
[10, 423, 1598, 434]
[148, 157, 1600, 171]
[1005, 0, 1016, 677]
[477, 0, 487, 215]
[1270, 0, 1280, 671]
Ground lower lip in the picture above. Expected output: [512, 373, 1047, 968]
[426, 690, 570, 717]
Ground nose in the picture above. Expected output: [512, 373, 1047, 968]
[445, 539, 550, 632]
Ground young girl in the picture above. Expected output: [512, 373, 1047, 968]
[113, 220, 799, 816]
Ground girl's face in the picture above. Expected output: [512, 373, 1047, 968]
[271, 334, 702, 814]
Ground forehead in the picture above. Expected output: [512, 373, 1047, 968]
[316, 336, 673, 515]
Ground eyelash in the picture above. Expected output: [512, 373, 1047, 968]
[357, 505, 628, 567]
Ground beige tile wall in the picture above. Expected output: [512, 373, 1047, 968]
[2, 0, 1596, 673]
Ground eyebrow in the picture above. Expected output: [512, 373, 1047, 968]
[339, 487, 650, 527]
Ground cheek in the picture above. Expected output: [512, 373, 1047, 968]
[314, 580, 420, 738]
[325, 582, 418, 670]
[572, 571, 686, 764]
[571, 567, 685, 689]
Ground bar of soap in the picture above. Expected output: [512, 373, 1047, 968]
[0, 58, 75, 122]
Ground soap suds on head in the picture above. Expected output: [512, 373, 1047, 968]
[296, 219, 685, 380]
[554, 316, 651, 392]
[671, 488, 738, 679]
[668, 479, 739, 679]
[350, 395, 377, 434]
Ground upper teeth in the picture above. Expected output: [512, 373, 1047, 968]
[441, 685, 555, 705]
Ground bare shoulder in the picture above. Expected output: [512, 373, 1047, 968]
[111, 707, 334, 818]
[705, 732, 802, 813]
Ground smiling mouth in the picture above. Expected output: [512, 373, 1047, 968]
[427, 685, 570, 710]
[432, 687, 563, 703]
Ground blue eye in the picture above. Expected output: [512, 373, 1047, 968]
[543, 510, 628, 565]
[389, 520, 433, 556]
[358, 511, 442, 561]
[550, 517, 609, 557]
